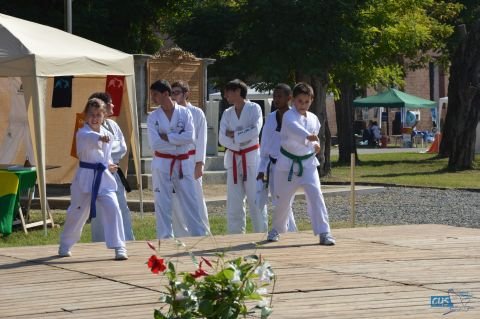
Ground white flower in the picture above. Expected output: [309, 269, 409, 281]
[256, 288, 268, 295]
[257, 297, 268, 307]
[254, 262, 274, 282]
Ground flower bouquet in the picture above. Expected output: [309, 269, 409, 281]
[147, 241, 275, 319]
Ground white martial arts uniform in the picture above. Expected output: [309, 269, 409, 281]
[147, 103, 209, 239]
[219, 101, 267, 234]
[60, 125, 126, 251]
[91, 118, 135, 242]
[257, 109, 297, 232]
[271, 107, 331, 235]
[172, 103, 210, 237]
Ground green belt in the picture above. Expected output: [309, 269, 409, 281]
[280, 147, 315, 181]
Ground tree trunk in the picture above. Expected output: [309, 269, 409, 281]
[439, 20, 480, 169]
[296, 71, 332, 177]
[335, 82, 358, 165]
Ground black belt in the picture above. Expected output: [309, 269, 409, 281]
[265, 156, 277, 188]
[116, 165, 132, 193]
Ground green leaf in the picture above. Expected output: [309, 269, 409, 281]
[243, 280, 255, 295]
[246, 292, 263, 300]
[221, 268, 234, 280]
[153, 309, 167, 319]
[198, 299, 214, 316]
[168, 261, 176, 272]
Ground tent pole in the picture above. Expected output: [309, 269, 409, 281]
[24, 76, 49, 235]
[64, 0, 72, 33]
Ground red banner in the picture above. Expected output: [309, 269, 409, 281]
[105, 75, 125, 116]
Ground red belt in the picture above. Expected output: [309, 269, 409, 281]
[228, 144, 259, 184]
[154, 149, 195, 179]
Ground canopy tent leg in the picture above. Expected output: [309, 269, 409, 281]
[23, 75, 52, 235]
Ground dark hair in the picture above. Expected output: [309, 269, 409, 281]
[88, 92, 112, 105]
[171, 80, 190, 93]
[83, 98, 106, 114]
[292, 82, 314, 98]
[150, 79, 172, 96]
[274, 83, 292, 96]
[224, 79, 248, 98]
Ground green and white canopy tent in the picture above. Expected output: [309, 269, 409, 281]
[353, 88, 437, 109]
[353, 88, 437, 133]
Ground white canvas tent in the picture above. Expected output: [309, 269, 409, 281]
[0, 14, 143, 233]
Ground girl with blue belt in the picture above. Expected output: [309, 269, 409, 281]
[58, 98, 127, 260]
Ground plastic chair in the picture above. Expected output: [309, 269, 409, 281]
[0, 171, 20, 235]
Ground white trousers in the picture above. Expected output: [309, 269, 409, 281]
[267, 162, 297, 232]
[227, 162, 268, 234]
[272, 167, 330, 235]
[91, 172, 135, 242]
[60, 183, 126, 250]
[152, 167, 209, 239]
[172, 176, 210, 237]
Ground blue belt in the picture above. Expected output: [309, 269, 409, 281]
[79, 161, 106, 219]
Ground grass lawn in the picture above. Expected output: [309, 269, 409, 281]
[0, 211, 353, 248]
[1, 152, 478, 247]
[324, 152, 480, 189]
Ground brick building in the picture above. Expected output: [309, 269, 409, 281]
[327, 64, 448, 137]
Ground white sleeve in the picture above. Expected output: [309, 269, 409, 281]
[258, 114, 274, 174]
[76, 129, 101, 154]
[283, 114, 310, 144]
[167, 110, 194, 146]
[219, 109, 238, 151]
[146, 112, 175, 152]
[195, 110, 207, 164]
[110, 121, 127, 160]
[310, 115, 321, 148]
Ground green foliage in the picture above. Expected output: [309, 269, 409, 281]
[147, 243, 275, 319]
[160, 0, 360, 88]
[332, 0, 462, 89]
[160, 0, 461, 92]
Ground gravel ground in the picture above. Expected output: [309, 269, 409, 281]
[208, 187, 480, 228]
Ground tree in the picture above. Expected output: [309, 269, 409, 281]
[439, 21, 480, 169]
[161, 0, 360, 176]
[439, 0, 480, 169]
[332, 0, 461, 165]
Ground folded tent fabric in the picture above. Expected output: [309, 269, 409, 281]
[0, 171, 19, 235]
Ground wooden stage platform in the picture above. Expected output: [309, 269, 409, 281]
[1, 224, 479, 318]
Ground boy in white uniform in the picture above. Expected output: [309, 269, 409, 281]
[219, 79, 267, 234]
[147, 80, 209, 239]
[59, 98, 127, 260]
[267, 82, 335, 245]
[256, 83, 297, 232]
[170, 80, 210, 237]
[90, 92, 135, 242]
